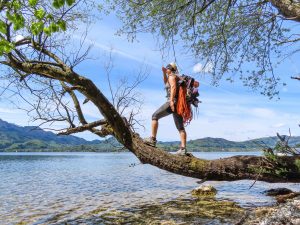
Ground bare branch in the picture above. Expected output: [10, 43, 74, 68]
[291, 76, 300, 81]
[276, 132, 300, 155]
[60, 81, 87, 125]
[103, 49, 115, 106]
[58, 119, 108, 135]
[70, 28, 93, 68]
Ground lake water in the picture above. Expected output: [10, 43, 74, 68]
[1, 152, 300, 225]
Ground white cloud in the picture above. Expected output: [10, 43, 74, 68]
[193, 62, 213, 73]
[0, 107, 19, 114]
[15, 35, 24, 42]
[72, 29, 160, 69]
[250, 108, 276, 118]
[272, 123, 286, 128]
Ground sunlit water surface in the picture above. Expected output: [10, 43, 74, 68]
[1, 152, 300, 224]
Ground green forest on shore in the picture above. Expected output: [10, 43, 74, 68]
[1, 119, 299, 152]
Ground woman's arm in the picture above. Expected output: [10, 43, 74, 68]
[162, 67, 168, 84]
[168, 74, 177, 112]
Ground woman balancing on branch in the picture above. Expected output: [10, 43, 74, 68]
[144, 62, 199, 155]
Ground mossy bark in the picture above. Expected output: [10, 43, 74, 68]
[129, 135, 300, 182]
[270, 0, 300, 22]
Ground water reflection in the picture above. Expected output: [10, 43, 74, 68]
[0, 152, 299, 224]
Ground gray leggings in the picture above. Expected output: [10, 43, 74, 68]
[152, 102, 185, 131]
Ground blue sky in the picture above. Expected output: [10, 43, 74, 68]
[0, 7, 299, 142]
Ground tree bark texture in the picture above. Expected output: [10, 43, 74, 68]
[269, 0, 300, 22]
[129, 133, 300, 183]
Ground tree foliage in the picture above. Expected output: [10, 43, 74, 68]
[0, 0, 83, 55]
[108, 0, 300, 98]
[0, 0, 97, 128]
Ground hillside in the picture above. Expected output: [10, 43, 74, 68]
[0, 119, 299, 152]
[158, 136, 300, 152]
[0, 119, 120, 152]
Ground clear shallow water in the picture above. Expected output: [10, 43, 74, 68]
[0, 152, 300, 224]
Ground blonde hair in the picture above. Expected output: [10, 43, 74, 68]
[166, 62, 178, 73]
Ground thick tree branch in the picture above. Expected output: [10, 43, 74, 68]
[6, 54, 68, 80]
[130, 134, 300, 183]
[269, 0, 300, 22]
[30, 40, 69, 71]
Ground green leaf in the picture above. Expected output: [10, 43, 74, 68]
[52, 0, 65, 9]
[12, 0, 21, 10]
[0, 21, 7, 34]
[49, 22, 59, 32]
[46, 14, 54, 20]
[13, 14, 25, 31]
[52, 0, 59, 9]
[59, 0, 65, 6]
[3, 45, 11, 53]
[66, 0, 75, 6]
[6, 12, 14, 22]
[31, 22, 44, 35]
[0, 39, 14, 55]
[57, 20, 66, 31]
[29, 0, 38, 7]
[7, 12, 25, 30]
[34, 8, 46, 20]
[43, 27, 51, 36]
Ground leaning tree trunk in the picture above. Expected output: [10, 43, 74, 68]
[6, 47, 300, 183]
[129, 134, 300, 182]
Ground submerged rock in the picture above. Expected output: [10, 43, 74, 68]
[264, 188, 293, 196]
[68, 196, 245, 224]
[276, 192, 300, 203]
[191, 185, 217, 197]
[264, 188, 300, 203]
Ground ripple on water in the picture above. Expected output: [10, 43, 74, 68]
[1, 152, 299, 224]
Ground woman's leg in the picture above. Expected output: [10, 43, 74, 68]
[179, 130, 187, 148]
[173, 113, 186, 149]
[151, 102, 172, 139]
[151, 119, 158, 138]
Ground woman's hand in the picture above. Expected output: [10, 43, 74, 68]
[193, 80, 200, 88]
[162, 67, 167, 73]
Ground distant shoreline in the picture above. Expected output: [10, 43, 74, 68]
[1, 118, 299, 153]
[0, 150, 262, 153]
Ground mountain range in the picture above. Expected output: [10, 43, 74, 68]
[0, 119, 299, 152]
